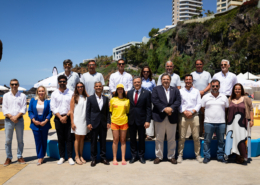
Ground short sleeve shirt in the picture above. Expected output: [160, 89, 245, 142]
[109, 97, 130, 125]
[157, 73, 181, 88]
[191, 71, 211, 91]
[81, 72, 105, 96]
[201, 93, 229, 123]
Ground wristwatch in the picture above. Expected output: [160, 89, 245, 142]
[191, 110, 195, 114]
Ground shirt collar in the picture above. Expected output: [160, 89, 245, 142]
[163, 86, 170, 92]
[221, 71, 229, 77]
[185, 87, 193, 92]
[134, 88, 142, 93]
[142, 77, 150, 82]
[59, 88, 69, 94]
[64, 71, 72, 78]
[117, 71, 125, 76]
[10, 91, 20, 97]
[196, 71, 203, 74]
[95, 93, 102, 99]
[209, 92, 222, 99]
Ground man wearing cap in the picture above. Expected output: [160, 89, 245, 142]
[109, 59, 133, 95]
[81, 60, 105, 96]
[157, 61, 181, 89]
[57, 59, 80, 92]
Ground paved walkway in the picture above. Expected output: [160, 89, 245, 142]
[0, 130, 260, 185]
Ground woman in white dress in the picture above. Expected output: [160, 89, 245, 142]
[70, 82, 88, 165]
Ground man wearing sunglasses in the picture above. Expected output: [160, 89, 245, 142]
[81, 60, 105, 96]
[109, 59, 133, 95]
[212, 59, 237, 98]
[50, 75, 75, 165]
[2, 79, 27, 166]
[57, 59, 80, 92]
[157, 61, 181, 89]
[191, 59, 212, 137]
[201, 80, 229, 164]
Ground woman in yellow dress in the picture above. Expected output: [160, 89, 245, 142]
[110, 84, 130, 165]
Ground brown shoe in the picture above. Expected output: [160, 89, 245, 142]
[169, 158, 177, 164]
[17, 157, 26, 164]
[4, 158, 11, 167]
[153, 157, 161, 164]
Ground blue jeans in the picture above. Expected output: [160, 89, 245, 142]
[5, 118, 24, 160]
[203, 123, 226, 160]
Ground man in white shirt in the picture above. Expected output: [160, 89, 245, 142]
[81, 60, 105, 96]
[57, 59, 80, 92]
[177, 74, 202, 163]
[157, 61, 181, 89]
[51, 75, 75, 165]
[2, 79, 27, 166]
[109, 59, 133, 95]
[191, 59, 212, 136]
[201, 79, 228, 164]
[212, 59, 238, 97]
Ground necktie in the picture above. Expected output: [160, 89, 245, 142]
[134, 91, 138, 105]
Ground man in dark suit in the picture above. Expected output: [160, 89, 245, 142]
[152, 73, 181, 164]
[87, 81, 111, 167]
[127, 76, 151, 164]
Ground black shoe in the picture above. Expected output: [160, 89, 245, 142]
[217, 158, 227, 164]
[91, 160, 96, 167]
[101, 159, 110, 165]
[203, 158, 210, 164]
[129, 157, 137, 164]
[139, 157, 146, 164]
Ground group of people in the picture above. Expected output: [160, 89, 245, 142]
[2, 58, 254, 167]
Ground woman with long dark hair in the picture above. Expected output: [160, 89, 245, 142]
[140, 66, 156, 140]
[225, 83, 254, 164]
[110, 84, 130, 165]
[70, 82, 88, 165]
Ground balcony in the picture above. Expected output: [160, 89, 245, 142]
[179, 0, 203, 5]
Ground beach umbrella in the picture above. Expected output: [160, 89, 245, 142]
[0, 85, 8, 90]
[47, 87, 57, 91]
[18, 87, 26, 91]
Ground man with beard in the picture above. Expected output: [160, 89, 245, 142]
[177, 74, 202, 163]
[157, 61, 181, 89]
[51, 75, 75, 165]
[201, 80, 229, 164]
[57, 59, 80, 92]
[81, 60, 105, 96]
[87, 81, 111, 167]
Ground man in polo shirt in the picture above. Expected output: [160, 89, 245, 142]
[57, 59, 80, 92]
[157, 61, 181, 89]
[201, 79, 228, 164]
[191, 59, 211, 136]
[109, 59, 133, 95]
[212, 59, 237, 98]
[81, 60, 105, 96]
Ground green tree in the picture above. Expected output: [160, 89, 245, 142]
[149, 28, 159, 37]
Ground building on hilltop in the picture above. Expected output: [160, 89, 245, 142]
[172, 0, 203, 25]
[217, 0, 249, 13]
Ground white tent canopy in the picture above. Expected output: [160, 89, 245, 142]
[0, 85, 8, 91]
[34, 72, 63, 88]
[18, 87, 26, 91]
[237, 73, 246, 79]
[243, 72, 260, 80]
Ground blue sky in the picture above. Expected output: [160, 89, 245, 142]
[0, 0, 216, 89]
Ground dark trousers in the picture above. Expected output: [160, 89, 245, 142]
[90, 124, 107, 161]
[129, 122, 146, 158]
[32, 129, 49, 159]
[54, 116, 73, 158]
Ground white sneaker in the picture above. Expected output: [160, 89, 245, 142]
[177, 156, 183, 163]
[57, 158, 65, 165]
[68, 158, 75, 165]
[196, 156, 203, 163]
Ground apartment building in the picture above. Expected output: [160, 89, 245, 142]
[217, 0, 248, 13]
[172, 0, 203, 25]
[112, 42, 141, 60]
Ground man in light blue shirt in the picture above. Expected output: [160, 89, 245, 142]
[157, 61, 181, 89]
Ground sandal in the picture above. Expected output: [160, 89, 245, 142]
[112, 161, 118, 165]
[75, 157, 83, 165]
[80, 157, 86, 164]
[122, 161, 127, 165]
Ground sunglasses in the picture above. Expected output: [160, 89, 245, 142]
[221, 64, 227, 66]
[64, 64, 72, 67]
[212, 85, 219, 88]
[59, 80, 67, 84]
[143, 71, 150, 73]
[88, 64, 95, 67]
[77, 86, 84, 89]
[118, 63, 125, 66]
[10, 83, 18, 86]
[196, 64, 203, 66]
